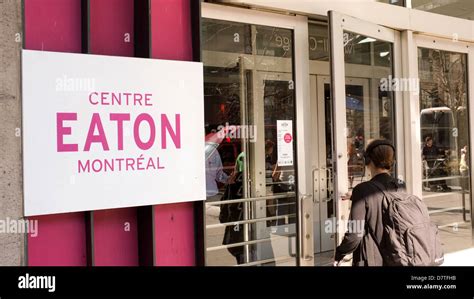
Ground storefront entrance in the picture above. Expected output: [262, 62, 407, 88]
[305, 11, 402, 265]
[201, 3, 401, 266]
[201, 6, 304, 265]
[201, 2, 474, 266]
[309, 75, 371, 265]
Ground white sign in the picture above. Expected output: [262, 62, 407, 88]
[276, 120, 293, 166]
[22, 50, 205, 216]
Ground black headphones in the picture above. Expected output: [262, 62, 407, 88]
[364, 139, 396, 169]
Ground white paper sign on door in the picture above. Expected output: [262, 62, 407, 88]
[276, 120, 293, 166]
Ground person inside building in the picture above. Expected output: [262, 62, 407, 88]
[205, 126, 230, 200]
[460, 145, 469, 191]
[422, 136, 451, 192]
[265, 140, 278, 224]
[334, 139, 405, 266]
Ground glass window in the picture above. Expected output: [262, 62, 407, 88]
[418, 47, 472, 254]
[412, 0, 474, 20]
[309, 22, 392, 67]
[308, 23, 330, 61]
[256, 26, 293, 58]
[343, 31, 396, 189]
[344, 32, 372, 65]
[202, 18, 252, 54]
[377, 0, 405, 5]
[374, 40, 392, 67]
[203, 18, 297, 266]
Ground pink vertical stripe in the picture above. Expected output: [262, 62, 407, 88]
[27, 214, 87, 266]
[154, 203, 196, 266]
[150, 0, 196, 266]
[89, 0, 134, 56]
[150, 0, 193, 61]
[88, 0, 139, 266]
[24, 0, 82, 52]
[24, 0, 87, 266]
[92, 208, 138, 266]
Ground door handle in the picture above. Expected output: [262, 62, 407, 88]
[300, 194, 314, 263]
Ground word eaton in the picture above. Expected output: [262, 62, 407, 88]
[18, 274, 56, 293]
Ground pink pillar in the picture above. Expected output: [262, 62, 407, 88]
[91, 208, 138, 266]
[24, 0, 87, 266]
[150, 0, 196, 266]
[88, 0, 139, 266]
[89, 0, 134, 56]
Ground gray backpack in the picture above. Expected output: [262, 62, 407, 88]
[370, 181, 444, 266]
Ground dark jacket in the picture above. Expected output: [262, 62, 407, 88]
[335, 173, 405, 266]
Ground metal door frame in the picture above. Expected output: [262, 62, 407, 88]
[311, 75, 370, 255]
[413, 34, 474, 249]
[202, 2, 312, 266]
[328, 11, 404, 252]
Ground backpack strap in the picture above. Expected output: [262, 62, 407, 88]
[369, 180, 388, 195]
[366, 180, 391, 264]
[369, 179, 397, 209]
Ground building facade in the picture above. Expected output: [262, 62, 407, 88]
[1, 0, 474, 266]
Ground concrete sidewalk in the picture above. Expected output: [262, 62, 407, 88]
[442, 248, 474, 266]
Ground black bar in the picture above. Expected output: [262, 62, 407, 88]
[137, 206, 154, 266]
[84, 211, 94, 266]
[3, 266, 474, 297]
[134, 0, 150, 58]
[80, 0, 89, 54]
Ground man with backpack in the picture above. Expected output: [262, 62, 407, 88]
[334, 139, 444, 266]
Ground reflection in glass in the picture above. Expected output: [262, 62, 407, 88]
[256, 26, 293, 58]
[377, 0, 405, 5]
[262, 80, 296, 226]
[343, 31, 396, 189]
[343, 32, 372, 65]
[412, 0, 474, 20]
[202, 18, 251, 54]
[309, 23, 329, 61]
[374, 41, 391, 67]
[203, 18, 297, 266]
[418, 47, 472, 254]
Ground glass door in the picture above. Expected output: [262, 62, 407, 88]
[310, 75, 369, 265]
[201, 4, 310, 266]
[328, 11, 402, 264]
[251, 71, 297, 265]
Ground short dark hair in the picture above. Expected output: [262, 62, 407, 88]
[367, 140, 395, 170]
[425, 136, 433, 143]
